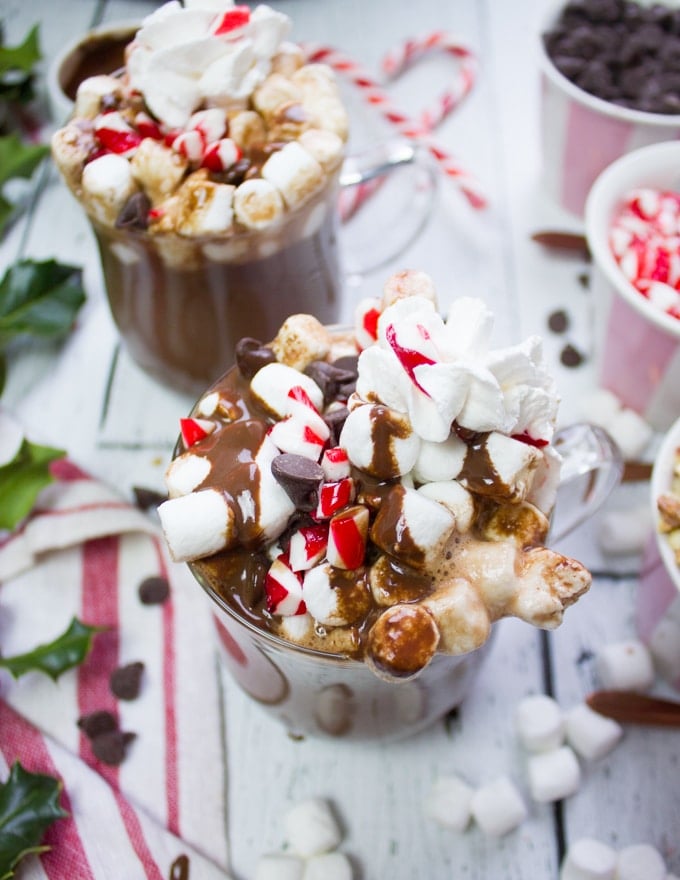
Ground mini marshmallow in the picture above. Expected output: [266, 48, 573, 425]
[606, 407, 653, 460]
[74, 75, 123, 119]
[597, 506, 652, 556]
[291, 63, 339, 98]
[158, 489, 235, 562]
[175, 178, 235, 236]
[303, 564, 360, 626]
[340, 405, 420, 480]
[564, 703, 623, 761]
[233, 178, 284, 230]
[423, 774, 474, 832]
[382, 270, 437, 308]
[51, 123, 97, 192]
[595, 640, 655, 692]
[165, 453, 211, 497]
[460, 432, 541, 502]
[81, 154, 138, 226]
[559, 838, 617, 880]
[271, 314, 332, 371]
[302, 852, 352, 880]
[227, 110, 267, 149]
[526, 445, 562, 516]
[298, 129, 344, 172]
[470, 776, 528, 837]
[265, 555, 305, 616]
[515, 694, 565, 753]
[130, 138, 188, 205]
[416, 481, 475, 533]
[254, 854, 305, 880]
[649, 616, 680, 685]
[302, 93, 349, 140]
[253, 72, 303, 118]
[616, 844, 667, 880]
[254, 435, 297, 542]
[271, 41, 306, 76]
[261, 141, 325, 208]
[412, 435, 467, 484]
[250, 362, 324, 418]
[283, 798, 342, 858]
[527, 745, 581, 803]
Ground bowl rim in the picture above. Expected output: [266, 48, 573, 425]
[651, 416, 680, 595]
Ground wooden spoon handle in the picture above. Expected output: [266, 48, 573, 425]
[587, 691, 680, 727]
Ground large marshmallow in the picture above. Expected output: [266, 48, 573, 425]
[560, 838, 617, 880]
[412, 435, 466, 483]
[81, 153, 138, 226]
[595, 640, 655, 692]
[165, 452, 211, 497]
[250, 362, 324, 418]
[340, 405, 420, 480]
[470, 776, 528, 837]
[423, 774, 474, 832]
[416, 481, 475, 533]
[616, 844, 667, 880]
[527, 745, 581, 803]
[284, 798, 342, 858]
[515, 694, 565, 753]
[158, 488, 235, 562]
[564, 703, 623, 761]
[261, 141, 325, 208]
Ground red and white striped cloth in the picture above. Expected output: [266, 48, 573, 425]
[0, 461, 230, 879]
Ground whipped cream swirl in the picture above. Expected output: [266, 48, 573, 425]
[127, 1, 292, 128]
[355, 295, 559, 443]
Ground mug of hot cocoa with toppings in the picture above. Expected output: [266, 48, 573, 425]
[159, 270, 623, 741]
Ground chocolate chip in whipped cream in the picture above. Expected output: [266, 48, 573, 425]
[235, 337, 277, 380]
[271, 453, 324, 510]
[110, 661, 145, 700]
[115, 191, 151, 230]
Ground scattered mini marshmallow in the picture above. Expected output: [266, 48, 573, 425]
[81, 153, 138, 226]
[250, 362, 324, 418]
[595, 640, 655, 693]
[261, 141, 325, 208]
[470, 776, 528, 837]
[254, 853, 305, 880]
[559, 837, 617, 880]
[423, 774, 474, 832]
[302, 852, 353, 880]
[158, 489, 235, 562]
[515, 694, 565, 753]
[340, 404, 420, 480]
[527, 745, 581, 803]
[597, 506, 653, 557]
[0, 410, 24, 466]
[284, 798, 342, 858]
[253, 435, 298, 541]
[253, 72, 303, 118]
[606, 407, 654, 460]
[227, 109, 267, 149]
[649, 616, 680, 685]
[564, 703, 623, 761]
[576, 389, 621, 430]
[616, 844, 667, 880]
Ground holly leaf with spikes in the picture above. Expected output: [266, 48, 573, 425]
[0, 135, 49, 235]
[0, 438, 64, 530]
[0, 761, 68, 880]
[0, 24, 42, 105]
[0, 618, 103, 681]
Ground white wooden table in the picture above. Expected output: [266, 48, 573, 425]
[1, 0, 679, 877]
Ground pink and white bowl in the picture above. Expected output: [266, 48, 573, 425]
[584, 141, 680, 432]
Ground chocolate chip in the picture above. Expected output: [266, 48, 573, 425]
[560, 343, 586, 367]
[221, 158, 251, 186]
[304, 360, 357, 406]
[115, 192, 151, 231]
[110, 661, 145, 700]
[138, 575, 170, 605]
[132, 486, 167, 511]
[323, 406, 349, 447]
[91, 729, 136, 766]
[271, 454, 324, 511]
[331, 355, 359, 373]
[77, 710, 117, 739]
[235, 337, 277, 380]
[548, 309, 570, 333]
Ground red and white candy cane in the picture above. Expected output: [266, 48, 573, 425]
[303, 34, 486, 214]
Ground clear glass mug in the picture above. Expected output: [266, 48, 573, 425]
[89, 139, 436, 396]
[186, 418, 622, 743]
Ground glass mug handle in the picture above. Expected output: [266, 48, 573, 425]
[549, 422, 623, 543]
[338, 138, 438, 276]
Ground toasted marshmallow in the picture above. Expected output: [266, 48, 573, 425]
[513, 547, 591, 628]
[81, 153, 138, 226]
[412, 435, 466, 483]
[261, 141, 325, 208]
[298, 129, 344, 173]
[227, 110, 266, 149]
[158, 488, 235, 562]
[165, 452, 211, 497]
[74, 75, 124, 119]
[340, 405, 420, 480]
[479, 501, 550, 549]
[51, 122, 97, 193]
[130, 138, 188, 204]
[250, 362, 324, 418]
[233, 178, 284, 230]
[416, 481, 475, 533]
[291, 63, 339, 98]
[382, 270, 438, 309]
[252, 72, 303, 118]
[367, 602, 440, 680]
[422, 579, 491, 655]
[175, 177, 235, 236]
[271, 314, 332, 371]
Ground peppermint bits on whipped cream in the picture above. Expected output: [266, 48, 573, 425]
[159, 270, 592, 681]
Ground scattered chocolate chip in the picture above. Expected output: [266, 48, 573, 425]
[169, 854, 191, 880]
[548, 309, 570, 333]
[77, 710, 117, 740]
[234, 337, 277, 380]
[115, 192, 151, 231]
[577, 271, 590, 288]
[304, 360, 357, 406]
[323, 406, 349, 447]
[138, 575, 170, 605]
[560, 343, 586, 367]
[271, 453, 324, 510]
[91, 729, 136, 766]
[531, 230, 590, 255]
[133, 486, 167, 510]
[110, 661, 145, 700]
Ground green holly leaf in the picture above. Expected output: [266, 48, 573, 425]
[0, 761, 67, 880]
[0, 617, 104, 681]
[0, 24, 42, 105]
[0, 134, 49, 189]
[0, 438, 64, 530]
[0, 259, 85, 348]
